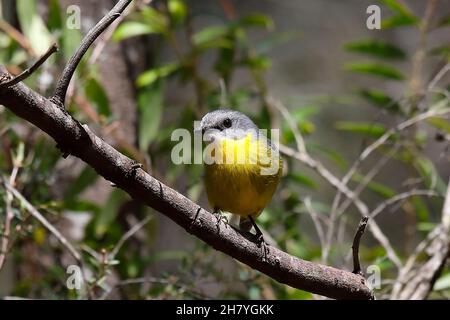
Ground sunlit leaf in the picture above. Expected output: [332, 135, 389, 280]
[434, 273, 450, 291]
[136, 63, 179, 87]
[345, 39, 406, 59]
[168, 0, 187, 25]
[17, 0, 53, 55]
[113, 21, 160, 41]
[192, 25, 230, 48]
[345, 62, 404, 80]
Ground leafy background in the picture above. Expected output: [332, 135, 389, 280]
[0, 0, 450, 299]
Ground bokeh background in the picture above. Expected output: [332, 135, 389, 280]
[0, 0, 449, 299]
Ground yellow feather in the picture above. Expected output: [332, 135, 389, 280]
[204, 134, 282, 218]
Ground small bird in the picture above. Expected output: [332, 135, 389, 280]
[199, 109, 282, 255]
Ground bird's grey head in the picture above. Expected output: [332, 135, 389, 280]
[199, 109, 258, 140]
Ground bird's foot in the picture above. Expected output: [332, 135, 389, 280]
[256, 234, 269, 262]
[213, 210, 228, 230]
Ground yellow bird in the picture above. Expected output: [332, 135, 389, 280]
[199, 109, 282, 248]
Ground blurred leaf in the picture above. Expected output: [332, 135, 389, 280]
[17, 0, 53, 55]
[64, 166, 98, 204]
[48, 0, 63, 31]
[427, 117, 450, 134]
[138, 83, 164, 151]
[381, 14, 418, 29]
[353, 174, 396, 198]
[434, 273, 450, 291]
[417, 222, 437, 232]
[255, 31, 297, 54]
[140, 7, 169, 34]
[95, 189, 129, 237]
[84, 77, 110, 117]
[241, 55, 271, 71]
[412, 196, 430, 221]
[335, 121, 387, 138]
[288, 174, 317, 189]
[358, 88, 400, 112]
[192, 25, 230, 48]
[168, 0, 187, 25]
[429, 45, 450, 59]
[380, 0, 415, 17]
[136, 63, 179, 87]
[345, 39, 406, 59]
[437, 13, 450, 26]
[345, 62, 404, 80]
[310, 144, 348, 169]
[239, 13, 274, 30]
[113, 21, 160, 41]
[415, 156, 447, 195]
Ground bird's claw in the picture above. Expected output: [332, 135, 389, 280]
[213, 210, 228, 229]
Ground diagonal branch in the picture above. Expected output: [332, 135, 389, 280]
[52, 0, 132, 106]
[0, 65, 373, 300]
[0, 43, 58, 90]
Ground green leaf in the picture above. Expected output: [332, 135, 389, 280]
[64, 166, 99, 204]
[380, 0, 415, 17]
[335, 121, 387, 138]
[136, 63, 179, 87]
[353, 174, 396, 198]
[345, 62, 404, 80]
[239, 13, 274, 30]
[415, 156, 447, 195]
[17, 0, 53, 55]
[358, 88, 400, 112]
[138, 83, 164, 151]
[434, 273, 450, 291]
[288, 174, 317, 189]
[113, 21, 160, 41]
[381, 14, 418, 29]
[429, 45, 450, 59]
[438, 13, 450, 27]
[95, 189, 129, 237]
[345, 40, 406, 59]
[168, 0, 187, 25]
[140, 7, 169, 34]
[241, 55, 271, 71]
[48, 0, 63, 32]
[427, 117, 450, 134]
[192, 25, 230, 47]
[84, 77, 110, 116]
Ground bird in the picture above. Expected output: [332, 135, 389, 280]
[199, 109, 282, 257]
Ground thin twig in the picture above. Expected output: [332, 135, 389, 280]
[369, 190, 439, 219]
[52, 0, 133, 106]
[352, 216, 368, 275]
[2, 178, 81, 262]
[110, 215, 152, 259]
[0, 44, 58, 89]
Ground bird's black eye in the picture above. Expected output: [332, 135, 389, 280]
[223, 118, 232, 128]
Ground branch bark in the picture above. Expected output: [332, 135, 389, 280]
[0, 65, 372, 299]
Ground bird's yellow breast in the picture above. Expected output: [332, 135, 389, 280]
[204, 134, 282, 218]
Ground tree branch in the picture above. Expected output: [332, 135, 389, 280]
[352, 216, 368, 275]
[0, 43, 57, 89]
[52, 0, 132, 106]
[0, 65, 372, 299]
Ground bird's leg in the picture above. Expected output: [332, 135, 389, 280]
[248, 216, 269, 262]
[213, 208, 228, 229]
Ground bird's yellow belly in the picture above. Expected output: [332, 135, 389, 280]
[204, 136, 281, 218]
